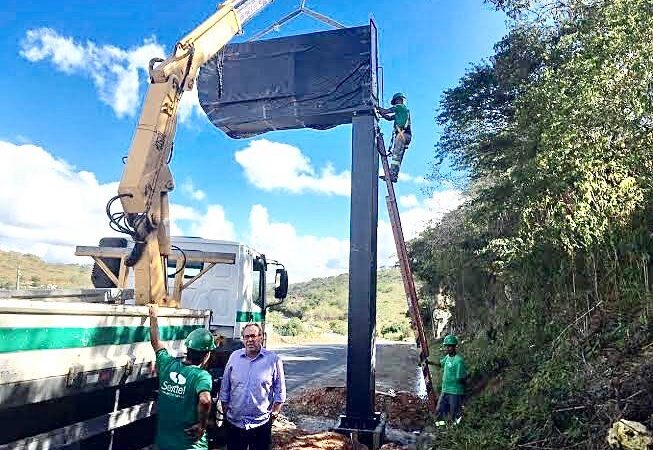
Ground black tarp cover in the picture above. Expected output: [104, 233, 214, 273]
[198, 25, 374, 139]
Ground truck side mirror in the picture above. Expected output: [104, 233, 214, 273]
[274, 268, 288, 300]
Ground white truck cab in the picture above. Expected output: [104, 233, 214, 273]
[162, 237, 274, 340]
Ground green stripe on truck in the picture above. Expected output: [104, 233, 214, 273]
[0, 325, 203, 353]
[235, 311, 263, 322]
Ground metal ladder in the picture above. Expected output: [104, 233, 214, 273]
[376, 131, 437, 412]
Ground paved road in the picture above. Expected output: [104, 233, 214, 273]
[271, 344, 346, 394]
[270, 342, 424, 396]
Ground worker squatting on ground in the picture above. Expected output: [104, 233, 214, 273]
[376, 92, 412, 183]
[148, 304, 215, 450]
[220, 323, 287, 450]
[433, 334, 467, 424]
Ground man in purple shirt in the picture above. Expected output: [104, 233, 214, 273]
[219, 323, 286, 450]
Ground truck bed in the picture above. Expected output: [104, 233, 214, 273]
[0, 289, 210, 448]
[0, 289, 209, 408]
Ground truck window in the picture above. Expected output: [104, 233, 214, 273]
[167, 259, 204, 279]
[252, 268, 263, 308]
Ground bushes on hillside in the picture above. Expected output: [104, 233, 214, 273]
[410, 0, 653, 448]
[328, 321, 347, 335]
[380, 322, 411, 341]
[277, 317, 305, 337]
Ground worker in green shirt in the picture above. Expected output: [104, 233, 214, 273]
[149, 304, 216, 450]
[376, 92, 412, 183]
[435, 334, 467, 423]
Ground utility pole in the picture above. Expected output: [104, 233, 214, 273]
[15, 263, 21, 290]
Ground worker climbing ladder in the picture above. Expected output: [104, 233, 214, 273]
[376, 131, 437, 412]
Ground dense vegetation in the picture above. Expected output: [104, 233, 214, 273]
[409, 0, 652, 448]
[269, 268, 412, 341]
[0, 249, 91, 289]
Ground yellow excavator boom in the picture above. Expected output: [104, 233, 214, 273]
[111, 0, 274, 306]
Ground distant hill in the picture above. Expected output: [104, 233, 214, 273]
[269, 267, 413, 341]
[0, 249, 91, 289]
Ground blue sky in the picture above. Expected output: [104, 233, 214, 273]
[0, 1, 507, 281]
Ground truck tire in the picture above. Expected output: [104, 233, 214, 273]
[91, 237, 128, 288]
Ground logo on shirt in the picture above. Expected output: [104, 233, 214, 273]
[169, 371, 187, 385]
[161, 371, 187, 398]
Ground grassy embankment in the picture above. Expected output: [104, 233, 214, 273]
[269, 267, 413, 342]
[0, 249, 91, 289]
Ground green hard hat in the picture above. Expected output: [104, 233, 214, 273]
[443, 334, 458, 346]
[185, 328, 217, 352]
[391, 92, 406, 104]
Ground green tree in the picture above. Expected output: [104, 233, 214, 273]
[410, 1, 652, 447]
[30, 275, 41, 288]
[278, 317, 304, 337]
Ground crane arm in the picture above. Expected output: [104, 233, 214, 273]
[112, 0, 273, 306]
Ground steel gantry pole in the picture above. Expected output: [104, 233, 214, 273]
[335, 112, 385, 449]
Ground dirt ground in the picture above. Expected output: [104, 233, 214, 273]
[268, 342, 428, 449]
[286, 387, 430, 430]
[272, 415, 413, 450]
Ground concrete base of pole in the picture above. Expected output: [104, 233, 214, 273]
[334, 412, 386, 449]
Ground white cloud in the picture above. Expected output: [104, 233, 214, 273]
[377, 219, 399, 268]
[399, 172, 428, 185]
[399, 194, 419, 208]
[244, 189, 463, 281]
[169, 204, 199, 236]
[377, 190, 465, 267]
[19, 28, 206, 122]
[247, 205, 350, 282]
[178, 85, 204, 123]
[20, 29, 86, 72]
[235, 140, 350, 196]
[0, 141, 236, 264]
[184, 205, 236, 241]
[399, 189, 465, 241]
[169, 204, 236, 241]
[0, 141, 463, 282]
[0, 141, 120, 263]
[180, 179, 206, 201]
[21, 28, 164, 118]
[170, 204, 200, 221]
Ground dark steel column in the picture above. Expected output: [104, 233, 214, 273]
[340, 112, 379, 429]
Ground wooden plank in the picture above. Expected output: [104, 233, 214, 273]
[118, 257, 129, 289]
[0, 401, 155, 450]
[76, 246, 236, 264]
[182, 262, 216, 290]
[168, 258, 185, 308]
